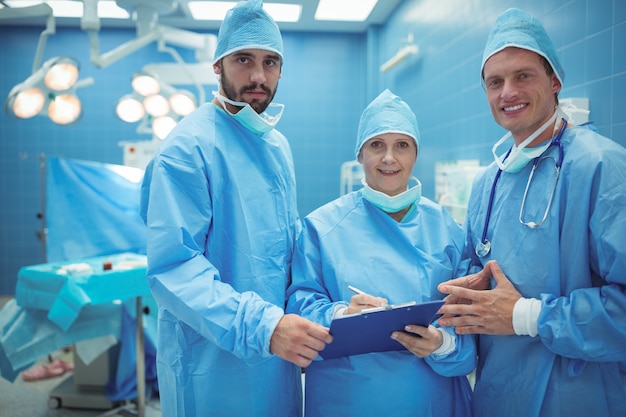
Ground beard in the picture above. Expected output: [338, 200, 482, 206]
[220, 71, 277, 114]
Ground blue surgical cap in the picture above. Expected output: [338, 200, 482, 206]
[481, 8, 564, 85]
[355, 89, 420, 158]
[213, 0, 283, 64]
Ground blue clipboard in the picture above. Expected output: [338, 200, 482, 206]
[320, 300, 445, 360]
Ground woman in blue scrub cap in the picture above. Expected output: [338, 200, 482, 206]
[286, 89, 475, 417]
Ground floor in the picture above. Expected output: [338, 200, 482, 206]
[0, 296, 161, 417]
[0, 354, 161, 417]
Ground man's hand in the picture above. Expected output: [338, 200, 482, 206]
[437, 260, 522, 335]
[391, 325, 443, 358]
[270, 314, 333, 368]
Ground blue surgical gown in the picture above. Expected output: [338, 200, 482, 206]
[140, 103, 302, 417]
[286, 192, 475, 417]
[465, 125, 626, 417]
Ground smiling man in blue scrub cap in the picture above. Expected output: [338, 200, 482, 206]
[438, 8, 626, 417]
[286, 89, 475, 417]
[140, 0, 332, 416]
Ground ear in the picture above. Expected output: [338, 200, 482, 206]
[213, 60, 222, 75]
[551, 74, 561, 95]
[357, 152, 363, 163]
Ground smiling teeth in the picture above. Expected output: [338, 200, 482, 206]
[504, 104, 525, 111]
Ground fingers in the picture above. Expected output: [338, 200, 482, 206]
[437, 267, 493, 324]
[288, 350, 317, 368]
[298, 322, 333, 367]
[308, 322, 333, 344]
[438, 284, 481, 303]
[353, 294, 387, 307]
[402, 324, 430, 338]
[437, 275, 469, 293]
[487, 260, 510, 288]
[452, 325, 488, 335]
[270, 315, 332, 367]
[437, 296, 488, 326]
[299, 321, 331, 351]
[390, 325, 442, 358]
[347, 294, 387, 315]
[439, 263, 494, 295]
[436, 261, 519, 335]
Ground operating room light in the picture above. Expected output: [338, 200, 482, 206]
[11, 87, 46, 119]
[169, 91, 196, 116]
[116, 95, 145, 123]
[152, 115, 178, 140]
[132, 73, 160, 96]
[48, 94, 82, 125]
[143, 94, 170, 117]
[116, 71, 198, 139]
[5, 56, 91, 125]
[44, 58, 79, 90]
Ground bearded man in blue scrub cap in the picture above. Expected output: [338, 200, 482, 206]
[438, 8, 626, 417]
[140, 1, 331, 415]
[286, 89, 475, 417]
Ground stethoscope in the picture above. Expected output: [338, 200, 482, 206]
[475, 119, 567, 258]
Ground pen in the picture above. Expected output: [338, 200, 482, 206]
[348, 285, 368, 295]
[348, 285, 391, 311]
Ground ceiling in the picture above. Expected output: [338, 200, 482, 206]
[0, 0, 405, 33]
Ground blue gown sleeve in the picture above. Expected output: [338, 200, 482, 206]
[425, 325, 477, 377]
[286, 226, 345, 328]
[538, 138, 626, 363]
[142, 145, 284, 363]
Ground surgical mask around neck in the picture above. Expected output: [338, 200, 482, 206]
[213, 91, 284, 136]
[504, 136, 553, 173]
[492, 109, 559, 173]
[361, 176, 422, 213]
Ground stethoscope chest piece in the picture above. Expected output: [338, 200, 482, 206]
[475, 240, 491, 258]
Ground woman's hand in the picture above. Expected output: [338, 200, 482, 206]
[391, 325, 443, 358]
[345, 293, 387, 315]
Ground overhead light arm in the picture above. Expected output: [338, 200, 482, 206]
[154, 34, 209, 104]
[0, 3, 55, 74]
[159, 25, 216, 63]
[85, 28, 162, 69]
[81, 0, 216, 71]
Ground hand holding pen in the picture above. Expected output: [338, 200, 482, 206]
[346, 285, 388, 315]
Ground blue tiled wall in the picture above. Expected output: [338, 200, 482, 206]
[0, 26, 365, 295]
[277, 32, 367, 216]
[1, 0, 624, 294]
[377, 0, 626, 198]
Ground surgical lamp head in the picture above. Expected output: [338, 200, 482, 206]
[481, 8, 565, 86]
[213, 0, 283, 64]
[5, 56, 86, 125]
[116, 71, 197, 140]
[355, 89, 420, 158]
